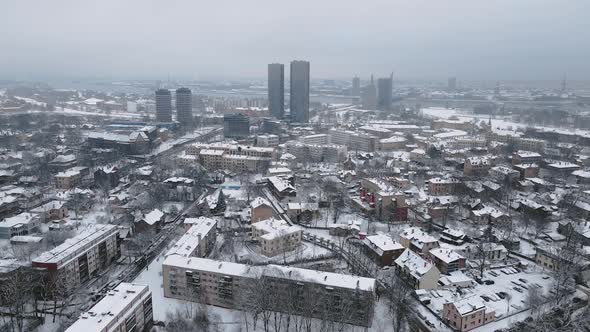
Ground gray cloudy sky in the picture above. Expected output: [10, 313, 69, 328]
[1, 0, 589, 81]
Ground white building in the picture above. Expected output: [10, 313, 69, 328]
[394, 249, 440, 289]
[168, 217, 217, 258]
[251, 218, 302, 256]
[65, 283, 153, 332]
[32, 224, 120, 290]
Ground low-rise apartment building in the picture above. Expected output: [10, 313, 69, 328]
[464, 156, 491, 176]
[251, 218, 302, 256]
[65, 283, 153, 332]
[162, 256, 376, 327]
[167, 217, 217, 258]
[427, 177, 459, 196]
[32, 224, 121, 292]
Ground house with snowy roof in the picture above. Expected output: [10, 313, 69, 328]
[429, 248, 466, 274]
[363, 233, 405, 266]
[443, 297, 495, 331]
[251, 218, 302, 257]
[394, 249, 440, 289]
[250, 197, 273, 223]
[134, 208, 164, 234]
[399, 227, 440, 254]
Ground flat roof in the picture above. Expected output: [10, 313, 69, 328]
[163, 256, 375, 292]
[33, 224, 118, 267]
[66, 283, 151, 332]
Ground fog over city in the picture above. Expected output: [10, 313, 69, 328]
[1, 0, 590, 80]
[3, 2, 590, 332]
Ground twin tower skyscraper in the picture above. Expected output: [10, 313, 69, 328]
[268, 61, 310, 123]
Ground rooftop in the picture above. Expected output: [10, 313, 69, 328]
[65, 283, 151, 332]
[163, 256, 375, 292]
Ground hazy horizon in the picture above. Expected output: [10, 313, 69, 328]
[2, 0, 589, 82]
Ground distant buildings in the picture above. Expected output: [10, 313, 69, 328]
[290, 60, 310, 123]
[361, 76, 377, 109]
[223, 113, 250, 139]
[176, 87, 193, 125]
[155, 89, 172, 122]
[448, 77, 457, 91]
[268, 63, 285, 119]
[352, 76, 361, 96]
[65, 283, 153, 332]
[186, 142, 275, 173]
[377, 75, 393, 111]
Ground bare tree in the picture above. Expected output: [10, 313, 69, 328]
[387, 272, 412, 332]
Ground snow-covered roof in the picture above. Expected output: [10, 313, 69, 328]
[65, 283, 150, 332]
[365, 233, 404, 254]
[0, 213, 38, 227]
[250, 197, 271, 209]
[449, 297, 487, 316]
[515, 150, 541, 158]
[400, 227, 439, 248]
[140, 209, 164, 225]
[166, 218, 217, 257]
[430, 248, 464, 264]
[267, 176, 295, 193]
[33, 224, 118, 266]
[163, 256, 375, 292]
[252, 218, 301, 241]
[395, 249, 435, 279]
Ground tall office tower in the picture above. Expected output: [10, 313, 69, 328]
[268, 63, 285, 119]
[361, 75, 377, 110]
[377, 74, 393, 111]
[290, 60, 310, 123]
[352, 77, 361, 96]
[176, 87, 193, 124]
[155, 89, 172, 122]
[448, 77, 457, 91]
[223, 113, 250, 138]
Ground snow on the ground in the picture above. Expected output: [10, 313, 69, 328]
[424, 268, 554, 329]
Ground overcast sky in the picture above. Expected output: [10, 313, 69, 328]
[1, 0, 589, 81]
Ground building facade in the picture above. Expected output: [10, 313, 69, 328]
[268, 63, 285, 119]
[32, 224, 121, 293]
[290, 60, 310, 123]
[65, 283, 153, 332]
[176, 87, 193, 125]
[163, 256, 376, 327]
[155, 89, 172, 122]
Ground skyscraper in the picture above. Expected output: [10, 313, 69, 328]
[155, 89, 172, 122]
[352, 77, 361, 96]
[361, 75, 377, 110]
[176, 87, 193, 124]
[268, 63, 285, 119]
[377, 74, 393, 111]
[448, 77, 457, 91]
[290, 60, 310, 123]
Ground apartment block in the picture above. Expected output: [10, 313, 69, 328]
[163, 256, 376, 327]
[167, 217, 217, 258]
[66, 283, 153, 332]
[32, 224, 121, 291]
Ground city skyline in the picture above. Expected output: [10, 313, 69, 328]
[1, 0, 589, 81]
